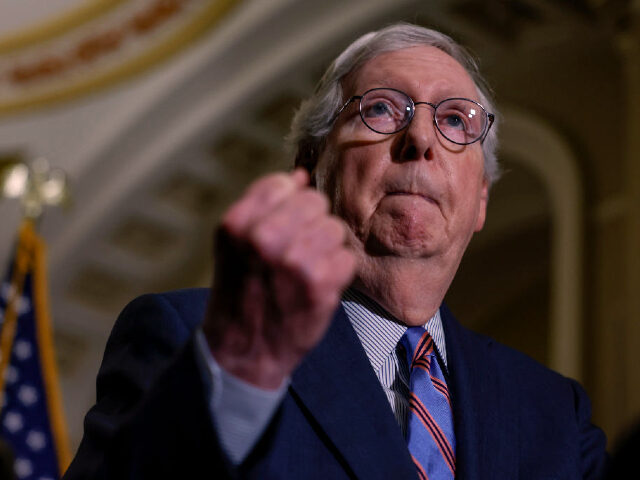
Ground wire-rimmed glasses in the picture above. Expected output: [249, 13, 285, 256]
[335, 87, 495, 145]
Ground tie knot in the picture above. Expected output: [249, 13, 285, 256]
[400, 326, 435, 372]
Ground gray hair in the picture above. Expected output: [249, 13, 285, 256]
[287, 23, 500, 184]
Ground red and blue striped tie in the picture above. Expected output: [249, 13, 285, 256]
[400, 327, 456, 480]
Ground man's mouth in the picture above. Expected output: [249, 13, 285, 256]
[387, 191, 438, 205]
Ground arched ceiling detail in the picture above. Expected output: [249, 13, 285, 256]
[0, 0, 241, 115]
[0, 0, 126, 51]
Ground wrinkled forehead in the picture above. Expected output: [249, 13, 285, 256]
[342, 45, 480, 102]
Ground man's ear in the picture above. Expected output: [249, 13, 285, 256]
[474, 177, 489, 232]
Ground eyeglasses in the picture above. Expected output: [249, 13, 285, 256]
[335, 87, 495, 145]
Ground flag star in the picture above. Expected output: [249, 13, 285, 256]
[26, 430, 47, 451]
[0, 282, 12, 301]
[18, 385, 38, 406]
[0, 283, 30, 315]
[14, 340, 32, 361]
[3, 411, 23, 433]
[14, 457, 33, 478]
[4, 365, 19, 384]
[16, 296, 31, 316]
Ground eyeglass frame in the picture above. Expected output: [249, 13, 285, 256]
[333, 87, 495, 146]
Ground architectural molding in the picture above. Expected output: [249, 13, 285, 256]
[0, 0, 241, 115]
[500, 107, 584, 381]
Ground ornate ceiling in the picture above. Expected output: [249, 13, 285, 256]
[0, 0, 240, 114]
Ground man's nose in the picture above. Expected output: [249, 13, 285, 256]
[398, 105, 436, 162]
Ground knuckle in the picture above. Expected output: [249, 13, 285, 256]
[282, 250, 318, 284]
[220, 209, 243, 236]
[249, 172, 290, 191]
[310, 217, 346, 246]
[326, 250, 355, 281]
[325, 216, 347, 239]
[302, 273, 326, 301]
[297, 189, 329, 213]
[246, 172, 294, 201]
[248, 222, 275, 251]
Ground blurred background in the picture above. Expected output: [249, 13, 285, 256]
[0, 0, 638, 456]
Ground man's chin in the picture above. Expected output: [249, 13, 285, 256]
[360, 215, 442, 258]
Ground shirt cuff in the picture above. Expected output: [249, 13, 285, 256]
[194, 329, 289, 464]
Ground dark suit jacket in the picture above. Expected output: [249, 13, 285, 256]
[64, 288, 608, 479]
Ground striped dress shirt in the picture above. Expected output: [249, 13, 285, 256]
[341, 288, 448, 437]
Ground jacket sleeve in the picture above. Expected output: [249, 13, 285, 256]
[103, 336, 235, 479]
[62, 293, 202, 479]
[571, 379, 609, 480]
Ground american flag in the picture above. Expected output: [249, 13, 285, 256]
[0, 221, 70, 480]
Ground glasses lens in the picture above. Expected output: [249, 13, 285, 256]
[434, 99, 488, 144]
[359, 89, 412, 134]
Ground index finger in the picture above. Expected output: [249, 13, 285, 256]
[222, 168, 310, 236]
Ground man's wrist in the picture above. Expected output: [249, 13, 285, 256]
[195, 330, 289, 463]
[206, 324, 292, 390]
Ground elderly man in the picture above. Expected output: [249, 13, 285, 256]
[64, 24, 607, 480]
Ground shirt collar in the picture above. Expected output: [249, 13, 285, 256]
[341, 288, 448, 372]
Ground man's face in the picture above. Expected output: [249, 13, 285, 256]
[315, 46, 489, 267]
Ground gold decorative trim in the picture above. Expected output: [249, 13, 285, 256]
[0, 0, 128, 55]
[6, 0, 192, 87]
[0, 0, 242, 116]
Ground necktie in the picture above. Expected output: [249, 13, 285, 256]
[400, 327, 456, 480]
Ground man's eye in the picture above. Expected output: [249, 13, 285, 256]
[443, 113, 467, 130]
[363, 101, 395, 117]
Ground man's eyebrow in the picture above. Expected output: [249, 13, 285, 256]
[355, 75, 475, 98]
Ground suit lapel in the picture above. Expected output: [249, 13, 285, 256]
[291, 307, 418, 480]
[441, 304, 519, 479]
